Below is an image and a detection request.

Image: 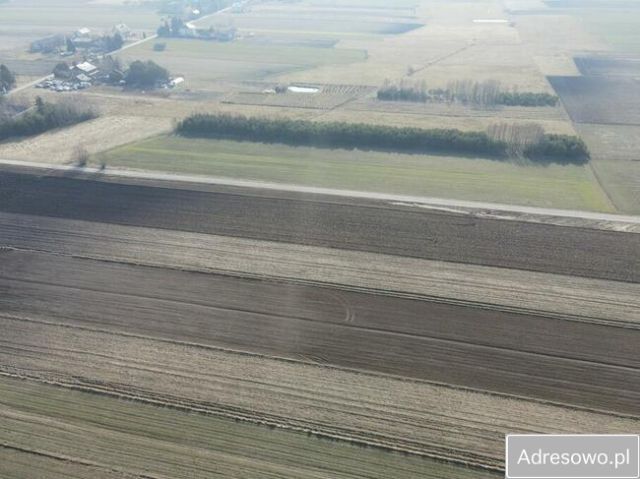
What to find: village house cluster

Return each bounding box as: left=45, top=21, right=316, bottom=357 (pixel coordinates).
left=30, top=25, right=134, bottom=56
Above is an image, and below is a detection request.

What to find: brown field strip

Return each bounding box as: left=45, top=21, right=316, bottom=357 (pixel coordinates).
left=0, top=376, right=471, bottom=479
left=1, top=249, right=639, bottom=414
left=0, top=321, right=637, bottom=471
left=1, top=212, right=638, bottom=325
left=0, top=169, right=638, bottom=282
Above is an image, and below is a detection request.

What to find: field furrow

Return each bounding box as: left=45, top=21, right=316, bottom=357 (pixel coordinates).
left=0, top=319, right=637, bottom=470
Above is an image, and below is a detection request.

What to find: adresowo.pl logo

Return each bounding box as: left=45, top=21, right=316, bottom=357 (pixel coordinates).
left=506, top=435, right=640, bottom=479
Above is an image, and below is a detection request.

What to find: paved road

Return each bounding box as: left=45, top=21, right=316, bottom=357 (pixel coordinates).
left=0, top=168, right=638, bottom=282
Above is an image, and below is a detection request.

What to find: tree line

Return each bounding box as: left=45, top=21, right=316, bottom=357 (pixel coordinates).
left=124, top=60, right=170, bottom=88
left=378, top=79, right=559, bottom=107
left=0, top=64, right=16, bottom=94
left=175, top=113, right=589, bottom=164
left=0, top=97, right=97, bottom=141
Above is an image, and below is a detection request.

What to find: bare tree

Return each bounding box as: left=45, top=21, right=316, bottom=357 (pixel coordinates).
left=73, top=145, right=90, bottom=167
left=487, top=122, right=545, bottom=157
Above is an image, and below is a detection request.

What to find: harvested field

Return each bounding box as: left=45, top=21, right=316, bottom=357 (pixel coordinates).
left=532, top=55, right=581, bottom=76
left=548, top=76, right=640, bottom=125
left=1, top=212, right=639, bottom=325
left=514, top=14, right=608, bottom=55
left=222, top=91, right=358, bottom=110
left=577, top=9, right=640, bottom=54
left=0, top=169, right=635, bottom=282
left=0, top=376, right=458, bottom=479
left=0, top=58, right=59, bottom=77
left=590, top=159, right=640, bottom=214
left=3, top=1, right=638, bottom=477
left=121, top=38, right=368, bottom=66
left=317, top=107, right=576, bottom=135
left=1, top=249, right=639, bottom=414
left=0, top=116, right=173, bottom=164
left=0, top=319, right=637, bottom=471
left=197, top=11, right=423, bottom=37
left=345, top=98, right=570, bottom=122
left=116, top=38, right=368, bottom=88
left=574, top=123, right=640, bottom=212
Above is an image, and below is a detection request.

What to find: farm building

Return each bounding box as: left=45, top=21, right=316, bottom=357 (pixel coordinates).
left=72, top=62, right=99, bottom=78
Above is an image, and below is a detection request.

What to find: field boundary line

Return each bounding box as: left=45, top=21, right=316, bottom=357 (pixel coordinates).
left=0, top=372, right=502, bottom=472
left=6, top=270, right=640, bottom=372
left=7, top=259, right=640, bottom=373
left=4, top=243, right=639, bottom=330
left=2, top=313, right=638, bottom=421
left=1, top=159, right=639, bottom=226
left=0, top=443, right=158, bottom=479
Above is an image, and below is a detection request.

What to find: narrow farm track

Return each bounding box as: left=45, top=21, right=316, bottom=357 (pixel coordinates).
left=0, top=169, right=638, bottom=282
left=1, top=249, right=638, bottom=414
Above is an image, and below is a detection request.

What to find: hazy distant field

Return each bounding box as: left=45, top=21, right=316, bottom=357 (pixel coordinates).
left=570, top=9, right=640, bottom=53
left=98, top=136, right=613, bottom=211
left=0, top=1, right=158, bottom=54
left=117, top=37, right=368, bottom=86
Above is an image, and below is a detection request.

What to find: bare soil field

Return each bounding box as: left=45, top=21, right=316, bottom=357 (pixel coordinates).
left=1, top=212, right=638, bottom=325
left=1, top=249, right=638, bottom=414
left=549, top=76, right=640, bottom=124
left=574, top=54, right=640, bottom=76
left=0, top=318, right=637, bottom=471
left=0, top=376, right=459, bottom=479
left=0, top=170, right=636, bottom=282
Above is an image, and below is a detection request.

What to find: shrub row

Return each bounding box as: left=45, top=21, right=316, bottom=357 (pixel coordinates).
left=177, top=113, right=507, bottom=157
left=496, top=92, right=559, bottom=107
left=524, top=134, right=590, bottom=162
left=0, top=97, right=97, bottom=141
left=176, top=113, right=589, bottom=164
